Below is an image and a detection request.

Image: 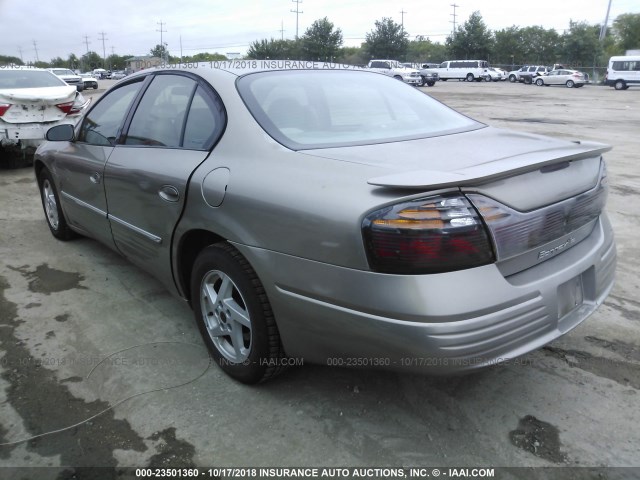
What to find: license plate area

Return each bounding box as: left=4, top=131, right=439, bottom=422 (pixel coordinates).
left=558, top=275, right=584, bottom=318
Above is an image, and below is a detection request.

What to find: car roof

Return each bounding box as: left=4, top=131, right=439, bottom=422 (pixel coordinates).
left=123, top=61, right=372, bottom=85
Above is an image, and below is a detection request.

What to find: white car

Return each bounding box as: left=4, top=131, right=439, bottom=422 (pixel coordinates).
left=482, top=67, right=508, bottom=81
left=367, top=60, right=422, bottom=86
left=79, top=73, right=99, bottom=89
left=111, top=71, right=127, bottom=80
left=534, top=69, right=588, bottom=88
left=0, top=67, right=90, bottom=167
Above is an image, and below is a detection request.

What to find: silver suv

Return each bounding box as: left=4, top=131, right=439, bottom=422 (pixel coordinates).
left=508, top=65, right=551, bottom=83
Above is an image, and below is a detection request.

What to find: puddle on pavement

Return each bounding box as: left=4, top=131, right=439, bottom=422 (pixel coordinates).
left=509, top=415, right=567, bottom=463
left=0, top=275, right=202, bottom=469
left=8, top=264, right=87, bottom=295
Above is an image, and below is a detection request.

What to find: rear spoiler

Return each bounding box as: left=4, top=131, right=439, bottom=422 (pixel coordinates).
left=367, top=140, right=611, bottom=189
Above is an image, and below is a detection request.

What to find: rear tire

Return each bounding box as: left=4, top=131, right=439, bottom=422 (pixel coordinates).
left=566, top=80, right=575, bottom=88
left=614, top=80, right=626, bottom=90
left=37, top=168, right=77, bottom=240
left=191, top=243, right=287, bottom=384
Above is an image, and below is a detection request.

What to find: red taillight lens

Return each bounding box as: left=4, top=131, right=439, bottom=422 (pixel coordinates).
left=56, top=101, right=74, bottom=114
left=363, top=194, right=495, bottom=274
left=0, top=103, right=12, bottom=117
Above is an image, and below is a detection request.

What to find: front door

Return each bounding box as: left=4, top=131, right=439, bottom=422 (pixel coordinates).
left=57, top=79, right=145, bottom=247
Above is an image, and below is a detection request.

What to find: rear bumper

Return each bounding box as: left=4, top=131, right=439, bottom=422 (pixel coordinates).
left=234, top=213, right=616, bottom=374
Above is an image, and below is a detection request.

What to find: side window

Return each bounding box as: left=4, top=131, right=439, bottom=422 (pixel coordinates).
left=125, top=75, right=196, bottom=147
left=78, top=80, right=143, bottom=146
left=183, top=86, right=223, bottom=150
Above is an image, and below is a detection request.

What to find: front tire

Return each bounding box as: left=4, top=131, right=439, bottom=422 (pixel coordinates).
left=37, top=168, right=77, bottom=240
left=191, top=243, right=286, bottom=384
left=466, top=73, right=474, bottom=82
left=509, top=75, right=517, bottom=82
left=535, top=78, right=544, bottom=86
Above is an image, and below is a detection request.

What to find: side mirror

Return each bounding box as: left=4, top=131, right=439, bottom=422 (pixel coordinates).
left=46, top=124, right=75, bottom=142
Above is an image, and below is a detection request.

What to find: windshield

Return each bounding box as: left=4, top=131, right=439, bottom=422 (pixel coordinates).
left=237, top=70, right=482, bottom=150
left=0, top=70, right=68, bottom=89
left=51, top=69, right=75, bottom=76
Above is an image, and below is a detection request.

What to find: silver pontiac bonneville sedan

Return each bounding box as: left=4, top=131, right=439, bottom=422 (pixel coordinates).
left=34, top=64, right=616, bottom=384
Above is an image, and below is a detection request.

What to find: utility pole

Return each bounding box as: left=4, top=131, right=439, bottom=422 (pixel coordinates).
left=157, top=20, right=167, bottom=62
left=290, top=0, right=303, bottom=39
left=450, top=4, right=459, bottom=39
left=180, top=35, right=183, bottom=62
left=399, top=9, right=407, bottom=34
left=599, top=0, right=613, bottom=41
left=33, top=40, right=39, bottom=63
left=18, top=46, right=23, bottom=62
left=279, top=19, right=285, bottom=41
left=83, top=35, right=91, bottom=54
left=98, top=31, right=108, bottom=68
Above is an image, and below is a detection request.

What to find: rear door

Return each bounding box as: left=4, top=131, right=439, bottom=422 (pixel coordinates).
left=103, top=72, right=225, bottom=287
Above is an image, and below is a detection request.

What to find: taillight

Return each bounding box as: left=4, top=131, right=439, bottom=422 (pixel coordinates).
left=0, top=103, right=12, bottom=117
left=362, top=194, right=495, bottom=274
left=56, top=101, right=74, bottom=114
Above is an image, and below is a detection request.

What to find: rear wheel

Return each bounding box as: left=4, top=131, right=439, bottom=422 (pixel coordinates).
left=191, top=243, right=286, bottom=384
left=427, top=82, right=435, bottom=87
left=37, top=168, right=77, bottom=240
left=566, top=80, right=575, bottom=88
left=614, top=80, right=626, bottom=90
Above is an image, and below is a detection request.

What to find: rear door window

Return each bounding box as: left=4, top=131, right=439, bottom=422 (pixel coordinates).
left=125, top=75, right=196, bottom=147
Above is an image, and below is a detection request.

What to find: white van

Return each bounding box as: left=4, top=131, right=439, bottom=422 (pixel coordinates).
left=605, top=56, right=640, bottom=90
left=427, top=60, right=489, bottom=82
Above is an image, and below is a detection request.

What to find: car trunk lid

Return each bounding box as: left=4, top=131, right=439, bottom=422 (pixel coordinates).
left=301, top=126, right=610, bottom=275
left=0, top=86, right=76, bottom=123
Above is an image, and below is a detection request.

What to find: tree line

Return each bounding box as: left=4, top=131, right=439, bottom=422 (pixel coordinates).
left=2, top=11, right=638, bottom=70
left=246, top=11, right=640, bottom=68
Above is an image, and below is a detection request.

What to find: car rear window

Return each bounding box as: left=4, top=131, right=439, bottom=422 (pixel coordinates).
left=0, top=70, right=67, bottom=89
left=237, top=70, right=482, bottom=150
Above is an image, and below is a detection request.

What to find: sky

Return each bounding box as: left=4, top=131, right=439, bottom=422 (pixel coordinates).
left=1, top=0, right=639, bottom=63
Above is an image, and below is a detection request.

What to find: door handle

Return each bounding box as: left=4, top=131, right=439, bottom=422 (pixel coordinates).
left=89, top=172, right=101, bottom=184
left=158, top=185, right=180, bottom=203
